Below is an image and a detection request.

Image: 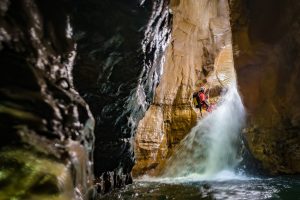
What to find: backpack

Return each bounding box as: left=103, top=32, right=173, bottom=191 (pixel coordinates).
left=193, top=92, right=200, bottom=108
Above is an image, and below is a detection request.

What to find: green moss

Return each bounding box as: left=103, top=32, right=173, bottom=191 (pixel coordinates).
left=0, top=149, right=74, bottom=200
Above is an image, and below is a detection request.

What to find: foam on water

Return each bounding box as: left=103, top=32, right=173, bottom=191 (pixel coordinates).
left=137, top=169, right=261, bottom=184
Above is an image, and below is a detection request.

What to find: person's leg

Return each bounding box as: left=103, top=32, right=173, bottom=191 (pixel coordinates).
left=199, top=104, right=203, bottom=117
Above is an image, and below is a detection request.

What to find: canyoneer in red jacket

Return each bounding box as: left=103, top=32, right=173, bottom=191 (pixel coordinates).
left=198, top=87, right=210, bottom=116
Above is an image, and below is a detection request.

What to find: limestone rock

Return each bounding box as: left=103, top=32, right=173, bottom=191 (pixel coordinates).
left=230, top=0, right=300, bottom=174
left=133, top=0, right=234, bottom=176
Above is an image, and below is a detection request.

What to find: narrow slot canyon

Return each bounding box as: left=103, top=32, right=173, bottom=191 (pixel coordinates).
left=0, top=0, right=299, bottom=200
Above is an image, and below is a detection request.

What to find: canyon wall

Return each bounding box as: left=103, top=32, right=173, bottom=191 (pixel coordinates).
left=0, top=0, right=95, bottom=199
left=2, top=2, right=299, bottom=200
left=230, top=0, right=300, bottom=174
left=72, top=0, right=171, bottom=191
left=133, top=0, right=234, bottom=176
left=0, top=0, right=173, bottom=197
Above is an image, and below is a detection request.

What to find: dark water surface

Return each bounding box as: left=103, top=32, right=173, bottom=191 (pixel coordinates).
left=100, top=176, right=300, bottom=200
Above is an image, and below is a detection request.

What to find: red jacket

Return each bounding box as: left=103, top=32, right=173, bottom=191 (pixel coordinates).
left=198, top=92, right=206, bottom=103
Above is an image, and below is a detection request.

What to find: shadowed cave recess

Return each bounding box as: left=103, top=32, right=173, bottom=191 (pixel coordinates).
left=0, top=0, right=299, bottom=199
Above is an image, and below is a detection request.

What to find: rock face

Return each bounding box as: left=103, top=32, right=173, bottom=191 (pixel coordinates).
left=0, top=0, right=95, bottom=199
left=229, top=0, right=300, bottom=174
left=72, top=0, right=171, bottom=191
left=133, top=0, right=234, bottom=176
left=3, top=1, right=299, bottom=200
left=0, top=0, right=173, bottom=197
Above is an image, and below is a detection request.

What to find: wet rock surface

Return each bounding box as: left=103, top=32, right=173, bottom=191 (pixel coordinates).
left=1, top=1, right=299, bottom=199
left=230, top=0, right=300, bottom=174
left=72, top=0, right=171, bottom=192
left=0, top=0, right=172, bottom=197
left=0, top=0, right=95, bottom=199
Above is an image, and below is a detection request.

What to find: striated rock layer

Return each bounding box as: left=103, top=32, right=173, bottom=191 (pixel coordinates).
left=133, top=0, right=234, bottom=176
left=229, top=0, right=300, bottom=174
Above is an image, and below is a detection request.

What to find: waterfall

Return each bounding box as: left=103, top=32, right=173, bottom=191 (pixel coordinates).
left=162, top=81, right=245, bottom=179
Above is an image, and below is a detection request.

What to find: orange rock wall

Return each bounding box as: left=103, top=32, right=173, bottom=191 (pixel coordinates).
left=133, top=0, right=233, bottom=176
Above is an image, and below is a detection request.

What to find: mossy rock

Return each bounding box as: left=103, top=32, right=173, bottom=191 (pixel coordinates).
left=0, top=149, right=74, bottom=200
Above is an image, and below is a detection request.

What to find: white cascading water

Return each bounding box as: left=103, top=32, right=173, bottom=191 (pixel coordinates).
left=161, top=81, right=245, bottom=180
